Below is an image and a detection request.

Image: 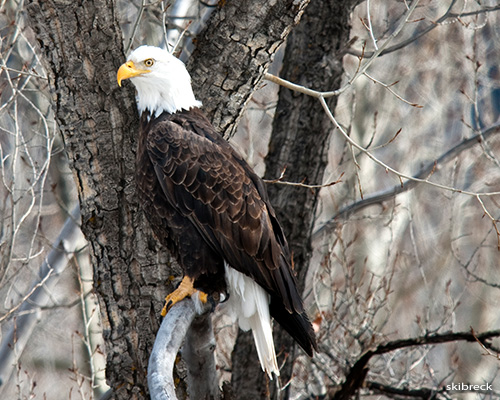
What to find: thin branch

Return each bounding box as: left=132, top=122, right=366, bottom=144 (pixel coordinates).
left=0, top=205, right=85, bottom=386
left=371, top=328, right=500, bottom=355
left=125, top=0, right=147, bottom=54
left=318, top=96, right=500, bottom=197
left=0, top=65, right=47, bottom=80
left=0, top=267, right=54, bottom=324
left=264, top=167, right=344, bottom=189
left=365, top=0, right=378, bottom=50
left=347, top=1, right=500, bottom=59
left=313, top=123, right=500, bottom=238
left=171, top=20, right=192, bottom=55
left=363, top=72, right=422, bottom=108
left=366, top=380, right=442, bottom=399
left=471, top=327, right=500, bottom=360
left=161, top=1, right=170, bottom=52
left=264, top=0, right=421, bottom=98
left=476, top=195, right=500, bottom=251
left=366, top=380, right=500, bottom=399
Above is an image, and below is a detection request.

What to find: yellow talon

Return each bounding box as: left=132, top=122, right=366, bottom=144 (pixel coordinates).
left=161, top=276, right=208, bottom=316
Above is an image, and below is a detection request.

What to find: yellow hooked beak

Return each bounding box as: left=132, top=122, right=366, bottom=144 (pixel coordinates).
left=117, top=61, right=150, bottom=87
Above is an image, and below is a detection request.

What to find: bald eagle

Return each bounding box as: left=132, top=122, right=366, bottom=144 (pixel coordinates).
left=117, top=46, right=317, bottom=377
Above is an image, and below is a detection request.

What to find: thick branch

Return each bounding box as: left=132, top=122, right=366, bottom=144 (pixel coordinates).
left=148, top=299, right=218, bottom=400
left=148, top=300, right=196, bottom=400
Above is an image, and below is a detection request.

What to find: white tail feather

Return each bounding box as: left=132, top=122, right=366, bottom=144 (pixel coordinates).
left=223, top=263, right=279, bottom=378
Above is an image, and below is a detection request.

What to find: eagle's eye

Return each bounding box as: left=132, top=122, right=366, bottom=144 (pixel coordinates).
left=144, top=58, right=155, bottom=68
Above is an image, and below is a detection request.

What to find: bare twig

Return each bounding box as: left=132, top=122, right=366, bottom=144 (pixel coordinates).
left=318, top=96, right=500, bottom=197
left=476, top=195, right=500, bottom=251
left=125, top=0, right=147, bottom=54
left=265, top=0, right=421, bottom=98
left=264, top=167, right=344, bottom=189
left=471, top=327, right=500, bottom=360
left=363, top=72, right=422, bottom=108
left=347, top=1, right=500, bottom=59
left=313, top=123, right=500, bottom=238
left=365, top=0, right=378, bottom=50
left=161, top=1, right=171, bottom=52
left=171, top=20, right=192, bottom=56
left=0, top=205, right=85, bottom=386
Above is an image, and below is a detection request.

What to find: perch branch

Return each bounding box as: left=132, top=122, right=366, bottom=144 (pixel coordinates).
left=148, top=298, right=218, bottom=400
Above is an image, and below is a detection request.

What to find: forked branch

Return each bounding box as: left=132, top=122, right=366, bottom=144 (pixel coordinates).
left=333, top=328, right=500, bottom=399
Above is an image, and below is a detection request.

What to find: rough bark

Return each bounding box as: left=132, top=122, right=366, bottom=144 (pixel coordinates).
left=24, top=0, right=311, bottom=399
left=25, top=1, right=173, bottom=398
left=187, top=0, right=309, bottom=137
left=231, top=0, right=361, bottom=398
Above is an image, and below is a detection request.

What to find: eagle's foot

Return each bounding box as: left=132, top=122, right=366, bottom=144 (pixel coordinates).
left=161, top=276, right=208, bottom=316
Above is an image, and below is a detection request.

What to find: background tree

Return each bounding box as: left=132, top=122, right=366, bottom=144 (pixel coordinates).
left=1, top=1, right=500, bottom=400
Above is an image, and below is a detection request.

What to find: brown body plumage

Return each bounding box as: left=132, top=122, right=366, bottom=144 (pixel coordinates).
left=136, top=107, right=317, bottom=356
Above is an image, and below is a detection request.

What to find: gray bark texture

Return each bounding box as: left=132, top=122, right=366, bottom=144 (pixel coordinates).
left=148, top=299, right=218, bottom=400
left=187, top=0, right=309, bottom=136
left=25, top=1, right=168, bottom=398
left=231, top=0, right=361, bottom=398
left=182, top=309, right=219, bottom=400
left=24, top=0, right=310, bottom=398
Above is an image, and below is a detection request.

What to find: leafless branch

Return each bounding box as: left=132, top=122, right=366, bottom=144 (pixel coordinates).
left=471, top=327, right=500, bottom=360
left=363, top=72, right=422, bottom=108
left=314, top=123, right=500, bottom=238
left=148, top=298, right=219, bottom=400
left=365, top=380, right=444, bottom=399
left=264, top=166, right=344, bottom=189
left=333, top=328, right=500, bottom=400
left=125, top=0, right=147, bottom=54
left=347, top=1, right=500, bottom=59
left=319, top=96, right=500, bottom=197
left=264, top=0, right=421, bottom=98
left=0, top=205, right=84, bottom=386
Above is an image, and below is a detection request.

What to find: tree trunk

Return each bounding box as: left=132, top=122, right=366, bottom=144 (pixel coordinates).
left=187, top=0, right=309, bottom=136
left=25, top=1, right=172, bottom=398
left=231, top=0, right=360, bottom=398
left=24, top=0, right=310, bottom=398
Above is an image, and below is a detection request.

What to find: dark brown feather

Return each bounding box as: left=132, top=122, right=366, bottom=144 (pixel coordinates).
left=136, top=108, right=317, bottom=355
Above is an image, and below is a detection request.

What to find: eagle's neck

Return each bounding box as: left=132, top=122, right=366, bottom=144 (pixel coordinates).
left=133, top=75, right=202, bottom=118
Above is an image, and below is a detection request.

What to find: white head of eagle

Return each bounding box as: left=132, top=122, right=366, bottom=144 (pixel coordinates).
left=117, top=45, right=202, bottom=117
